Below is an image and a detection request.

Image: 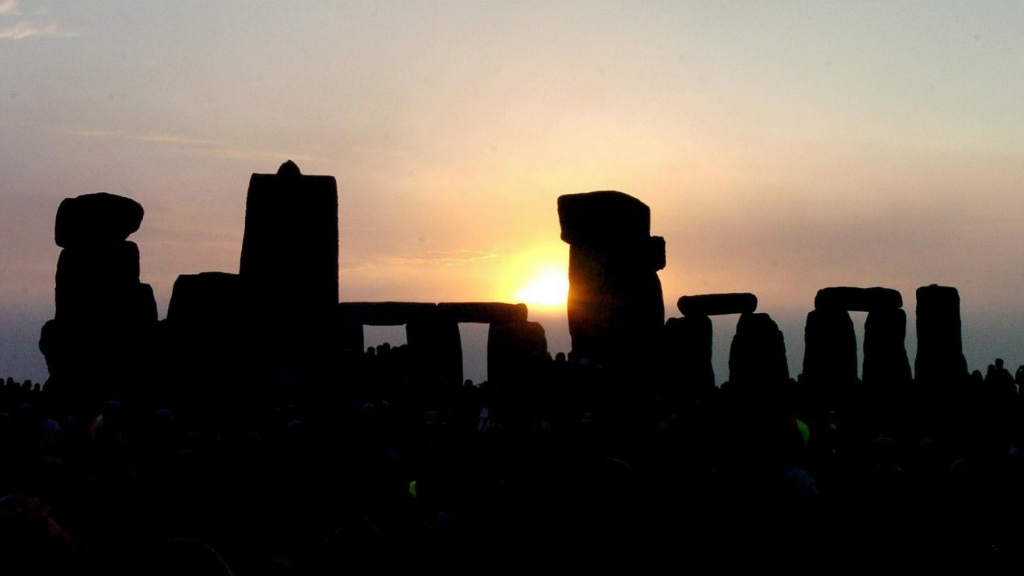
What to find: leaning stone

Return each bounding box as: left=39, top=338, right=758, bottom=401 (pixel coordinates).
left=815, top=286, right=902, bottom=311
left=55, top=193, right=144, bottom=248
left=678, top=293, right=757, bottom=317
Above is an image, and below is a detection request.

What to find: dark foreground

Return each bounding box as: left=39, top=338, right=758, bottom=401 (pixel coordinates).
left=2, top=349, right=1024, bottom=575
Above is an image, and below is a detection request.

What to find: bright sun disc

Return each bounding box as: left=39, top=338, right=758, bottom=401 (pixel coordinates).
left=516, top=271, right=569, bottom=307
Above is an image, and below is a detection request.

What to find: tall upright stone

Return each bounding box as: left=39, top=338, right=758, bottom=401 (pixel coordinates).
left=662, top=315, right=715, bottom=391
left=802, top=308, right=858, bottom=385
left=488, top=320, right=548, bottom=384
left=862, top=307, right=911, bottom=387
left=558, top=191, right=665, bottom=368
left=238, top=161, right=339, bottom=400
left=915, top=284, right=968, bottom=384
left=407, top=318, right=463, bottom=387
left=240, top=160, right=339, bottom=313
left=728, top=313, right=789, bottom=386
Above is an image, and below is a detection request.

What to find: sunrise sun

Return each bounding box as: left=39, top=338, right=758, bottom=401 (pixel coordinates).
left=515, top=267, right=569, bottom=308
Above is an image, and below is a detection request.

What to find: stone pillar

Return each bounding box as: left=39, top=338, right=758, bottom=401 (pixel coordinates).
left=662, top=315, right=715, bottom=390
left=728, top=313, right=789, bottom=385
left=488, top=320, right=548, bottom=384
left=240, top=160, right=339, bottom=313
left=238, top=161, right=340, bottom=400
left=558, top=191, right=665, bottom=368
left=863, top=307, right=911, bottom=387
left=40, top=192, right=154, bottom=400
left=802, top=308, right=857, bottom=385
left=407, top=319, right=463, bottom=387
left=915, top=284, right=968, bottom=385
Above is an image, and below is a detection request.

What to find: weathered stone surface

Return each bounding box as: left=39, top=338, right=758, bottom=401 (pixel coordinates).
left=558, top=190, right=651, bottom=246
left=55, top=193, right=144, bottom=248
left=662, top=315, right=715, bottom=389
left=437, top=302, right=528, bottom=324
left=55, top=241, right=140, bottom=287
left=862, top=307, right=911, bottom=386
left=407, top=319, right=463, bottom=385
left=678, top=293, right=757, bottom=317
left=815, top=287, right=902, bottom=312
left=728, top=313, right=789, bottom=385
left=560, top=191, right=665, bottom=367
left=802, top=308, right=858, bottom=384
left=488, top=320, right=548, bottom=383
left=239, top=161, right=339, bottom=311
left=167, top=272, right=245, bottom=325
left=337, top=302, right=438, bottom=326
left=915, top=284, right=968, bottom=384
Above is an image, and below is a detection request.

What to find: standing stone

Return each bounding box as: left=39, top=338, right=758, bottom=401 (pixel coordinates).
left=40, top=192, right=155, bottom=400
left=662, top=315, right=715, bottom=391
left=240, top=160, right=339, bottom=312
left=728, top=313, right=789, bottom=385
left=238, top=161, right=340, bottom=403
left=915, top=284, right=968, bottom=384
left=407, top=319, right=463, bottom=387
left=803, top=308, right=858, bottom=385
left=488, top=320, right=548, bottom=384
left=558, top=191, right=665, bottom=367
left=862, top=308, right=911, bottom=387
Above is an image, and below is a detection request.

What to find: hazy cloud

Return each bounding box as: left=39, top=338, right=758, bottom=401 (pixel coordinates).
left=389, top=250, right=498, bottom=266
left=0, top=0, right=21, bottom=16
left=64, top=128, right=316, bottom=164
left=0, top=20, right=80, bottom=40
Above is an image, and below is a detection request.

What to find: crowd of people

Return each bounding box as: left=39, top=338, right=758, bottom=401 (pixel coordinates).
left=2, top=347, right=1024, bottom=574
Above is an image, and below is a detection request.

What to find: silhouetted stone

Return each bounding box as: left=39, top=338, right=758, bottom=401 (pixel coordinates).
left=436, top=302, right=528, bottom=324
left=558, top=191, right=652, bottom=246
left=54, top=192, right=144, bottom=248
left=803, top=308, right=857, bottom=384
left=337, top=302, right=438, bottom=326
left=239, top=161, right=339, bottom=312
left=488, top=320, right=548, bottom=383
left=815, top=287, right=902, bottom=312
left=915, top=284, right=968, bottom=384
left=662, top=315, right=715, bottom=390
left=167, top=272, right=245, bottom=325
left=678, top=293, right=757, bottom=317
left=559, top=191, right=665, bottom=367
left=728, top=313, right=789, bottom=385
left=862, top=307, right=911, bottom=386
left=407, top=319, right=462, bottom=386
left=55, top=241, right=140, bottom=287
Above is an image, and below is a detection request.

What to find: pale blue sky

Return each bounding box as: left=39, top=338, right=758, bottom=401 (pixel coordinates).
left=2, top=1, right=1023, bottom=382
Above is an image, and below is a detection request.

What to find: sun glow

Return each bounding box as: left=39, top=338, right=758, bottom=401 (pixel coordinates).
left=515, top=267, right=569, bottom=308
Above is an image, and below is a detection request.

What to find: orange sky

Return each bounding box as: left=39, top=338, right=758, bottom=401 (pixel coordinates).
left=2, top=1, right=1024, bottom=383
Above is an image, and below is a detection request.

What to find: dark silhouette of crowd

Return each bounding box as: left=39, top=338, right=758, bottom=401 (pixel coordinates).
left=3, top=349, right=1024, bottom=575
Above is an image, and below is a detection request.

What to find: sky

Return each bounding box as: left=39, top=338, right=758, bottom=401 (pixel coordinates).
left=2, top=1, right=1023, bottom=384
